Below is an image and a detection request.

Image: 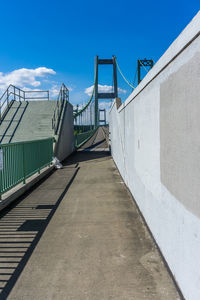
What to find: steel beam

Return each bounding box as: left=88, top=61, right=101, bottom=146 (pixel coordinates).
left=98, top=93, right=115, bottom=99
left=98, top=59, right=113, bottom=64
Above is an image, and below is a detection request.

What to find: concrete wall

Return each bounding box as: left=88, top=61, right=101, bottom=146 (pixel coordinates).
left=54, top=101, right=75, bottom=162
left=109, top=12, right=200, bottom=300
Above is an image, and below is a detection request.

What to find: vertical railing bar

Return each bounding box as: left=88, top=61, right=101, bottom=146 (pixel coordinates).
left=14, top=86, right=16, bottom=101
left=38, top=141, right=40, bottom=174
left=8, top=146, right=10, bottom=189
left=23, top=143, right=26, bottom=184
left=8, top=146, right=11, bottom=189
left=2, top=147, right=4, bottom=193
left=7, top=89, right=9, bottom=106
left=4, top=146, right=7, bottom=191
left=0, top=147, right=2, bottom=200
left=4, top=147, right=8, bottom=189
left=9, top=146, right=12, bottom=188
left=0, top=138, right=53, bottom=197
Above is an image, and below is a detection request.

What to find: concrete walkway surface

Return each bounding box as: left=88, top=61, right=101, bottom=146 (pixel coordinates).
left=0, top=149, right=181, bottom=299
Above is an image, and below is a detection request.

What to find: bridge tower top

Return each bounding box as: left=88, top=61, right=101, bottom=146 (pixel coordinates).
left=94, top=56, right=118, bottom=127
left=137, top=58, right=154, bottom=85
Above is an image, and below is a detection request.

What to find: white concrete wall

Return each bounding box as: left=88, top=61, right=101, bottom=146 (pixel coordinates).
left=54, top=102, right=75, bottom=161
left=110, top=11, right=200, bottom=300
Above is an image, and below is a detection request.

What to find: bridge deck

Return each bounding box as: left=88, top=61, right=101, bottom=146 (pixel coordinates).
left=0, top=130, right=180, bottom=299
left=80, top=126, right=109, bottom=151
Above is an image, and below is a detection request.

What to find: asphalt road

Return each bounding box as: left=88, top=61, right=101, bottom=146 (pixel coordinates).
left=0, top=131, right=181, bottom=300
left=80, top=126, right=109, bottom=151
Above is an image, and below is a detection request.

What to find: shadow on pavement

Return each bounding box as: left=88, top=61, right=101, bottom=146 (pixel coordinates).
left=0, top=165, right=78, bottom=299
left=63, top=150, right=110, bottom=165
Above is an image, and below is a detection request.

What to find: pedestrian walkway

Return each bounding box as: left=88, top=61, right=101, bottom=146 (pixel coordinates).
left=0, top=148, right=180, bottom=299
left=80, top=126, right=109, bottom=151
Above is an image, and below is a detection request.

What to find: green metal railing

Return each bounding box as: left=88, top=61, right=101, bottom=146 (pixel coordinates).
left=0, top=84, right=49, bottom=120
left=52, top=83, right=69, bottom=135
left=74, top=128, right=97, bottom=148
left=0, top=138, right=54, bottom=199
left=73, top=62, right=99, bottom=148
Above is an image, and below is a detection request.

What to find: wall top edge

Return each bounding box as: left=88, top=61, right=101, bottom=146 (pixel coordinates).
left=117, top=11, right=200, bottom=113
left=109, top=98, right=116, bottom=112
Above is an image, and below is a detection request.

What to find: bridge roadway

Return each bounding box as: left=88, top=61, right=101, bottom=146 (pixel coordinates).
left=80, top=126, right=109, bottom=151
left=0, top=127, right=180, bottom=299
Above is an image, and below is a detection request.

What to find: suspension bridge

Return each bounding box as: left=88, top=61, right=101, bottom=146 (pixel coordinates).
left=0, top=55, right=179, bottom=300
left=0, top=12, right=199, bottom=300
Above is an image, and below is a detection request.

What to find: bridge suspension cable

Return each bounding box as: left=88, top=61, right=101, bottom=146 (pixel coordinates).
left=132, top=68, right=137, bottom=91
left=116, top=59, right=136, bottom=90
left=73, top=63, right=98, bottom=148
left=73, top=88, right=94, bottom=118
left=73, top=55, right=98, bottom=119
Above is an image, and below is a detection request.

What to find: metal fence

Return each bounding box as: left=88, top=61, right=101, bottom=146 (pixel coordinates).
left=74, top=86, right=98, bottom=148
left=74, top=128, right=97, bottom=148
left=0, top=85, right=49, bottom=120
left=52, top=83, right=69, bottom=134
left=0, top=138, right=54, bottom=199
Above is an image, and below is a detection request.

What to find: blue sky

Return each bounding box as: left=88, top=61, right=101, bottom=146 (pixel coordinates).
left=0, top=0, right=199, bottom=106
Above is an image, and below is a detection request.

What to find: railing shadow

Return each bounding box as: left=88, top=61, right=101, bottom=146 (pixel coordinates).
left=0, top=166, right=78, bottom=299
left=82, top=138, right=107, bottom=149
left=63, top=150, right=110, bottom=165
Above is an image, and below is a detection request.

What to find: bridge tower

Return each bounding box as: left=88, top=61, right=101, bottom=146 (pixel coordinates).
left=94, top=56, right=118, bottom=127
left=99, top=108, right=106, bottom=125
left=137, top=58, right=154, bottom=85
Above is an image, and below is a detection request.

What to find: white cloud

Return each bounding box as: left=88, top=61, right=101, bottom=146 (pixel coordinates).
left=85, top=84, right=126, bottom=97
left=99, top=101, right=112, bottom=110
left=118, top=87, right=127, bottom=94
left=0, top=67, right=56, bottom=92
left=0, top=67, right=78, bottom=103
left=50, top=85, right=60, bottom=98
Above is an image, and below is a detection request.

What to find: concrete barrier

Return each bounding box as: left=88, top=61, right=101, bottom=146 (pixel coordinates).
left=54, top=101, right=75, bottom=161
left=110, top=11, right=200, bottom=300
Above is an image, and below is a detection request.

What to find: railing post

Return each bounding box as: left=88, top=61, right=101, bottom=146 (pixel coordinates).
left=7, top=89, right=9, bottom=106
left=0, top=170, right=2, bottom=201
left=23, top=143, right=26, bottom=184
left=48, top=139, right=51, bottom=167
left=75, top=134, right=77, bottom=148
left=14, top=86, right=16, bottom=101
left=0, top=147, right=3, bottom=201
left=38, top=141, right=41, bottom=174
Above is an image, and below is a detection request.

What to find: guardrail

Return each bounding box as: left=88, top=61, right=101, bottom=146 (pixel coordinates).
left=0, top=138, right=54, bottom=199
left=0, top=85, right=49, bottom=120
left=52, top=83, right=69, bottom=134
left=74, top=128, right=97, bottom=148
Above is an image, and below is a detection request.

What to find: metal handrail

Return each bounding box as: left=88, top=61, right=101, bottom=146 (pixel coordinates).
left=0, top=85, right=49, bottom=119
left=52, top=83, right=69, bottom=134
left=0, top=137, right=54, bottom=199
